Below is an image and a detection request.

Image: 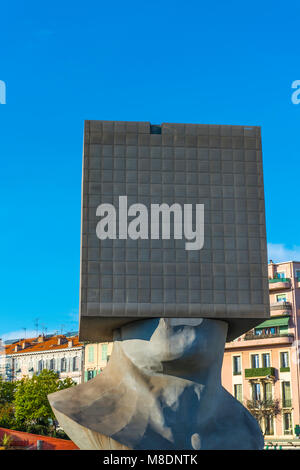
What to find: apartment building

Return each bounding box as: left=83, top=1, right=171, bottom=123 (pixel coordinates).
left=84, top=341, right=113, bottom=381
left=222, top=260, right=300, bottom=438
left=0, top=334, right=84, bottom=384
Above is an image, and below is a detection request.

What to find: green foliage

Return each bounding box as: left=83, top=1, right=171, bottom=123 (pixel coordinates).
left=1, top=433, right=13, bottom=449
left=246, top=398, right=281, bottom=435
left=14, top=370, right=74, bottom=428
left=52, top=429, right=70, bottom=440
left=0, top=378, right=17, bottom=405
left=244, top=367, right=275, bottom=378
left=0, top=403, right=16, bottom=429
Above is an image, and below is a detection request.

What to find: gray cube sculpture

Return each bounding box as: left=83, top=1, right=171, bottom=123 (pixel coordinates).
left=79, top=121, right=269, bottom=342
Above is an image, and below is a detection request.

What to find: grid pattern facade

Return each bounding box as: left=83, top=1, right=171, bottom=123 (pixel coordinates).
left=80, top=121, right=269, bottom=334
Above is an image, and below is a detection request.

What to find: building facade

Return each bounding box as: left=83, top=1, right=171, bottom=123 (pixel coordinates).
left=0, top=334, right=84, bottom=384
left=222, top=260, right=300, bottom=438
left=84, top=341, right=113, bottom=381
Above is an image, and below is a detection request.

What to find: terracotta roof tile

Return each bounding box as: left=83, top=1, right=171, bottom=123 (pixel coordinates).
left=1, top=335, right=83, bottom=356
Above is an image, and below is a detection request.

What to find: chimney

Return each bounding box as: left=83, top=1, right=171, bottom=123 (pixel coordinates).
left=37, top=335, right=44, bottom=343
left=22, top=341, right=29, bottom=349
left=68, top=339, right=73, bottom=348
left=268, top=261, right=276, bottom=280
left=14, top=344, right=21, bottom=352
left=57, top=336, right=67, bottom=345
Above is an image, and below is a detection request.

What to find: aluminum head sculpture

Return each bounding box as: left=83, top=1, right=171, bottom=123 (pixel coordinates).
left=49, top=121, right=269, bottom=449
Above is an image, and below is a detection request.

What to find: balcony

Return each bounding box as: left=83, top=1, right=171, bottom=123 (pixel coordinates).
left=270, top=301, right=292, bottom=312
left=226, top=333, right=294, bottom=350
left=244, top=332, right=293, bottom=341
left=245, top=367, right=276, bottom=379
left=269, top=278, right=291, bottom=291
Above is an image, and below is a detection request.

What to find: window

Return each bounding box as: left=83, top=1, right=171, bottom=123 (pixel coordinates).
left=296, top=269, right=300, bottom=280
left=276, top=272, right=286, bottom=279
left=252, top=383, right=261, bottom=401
left=234, top=384, right=243, bottom=403
left=282, top=382, right=291, bottom=407
left=255, top=329, right=262, bottom=336
left=281, top=352, right=289, bottom=368
left=233, top=356, right=241, bottom=375
left=49, top=359, right=55, bottom=370
left=87, top=370, right=94, bottom=381
left=277, top=294, right=287, bottom=302
left=262, top=353, right=271, bottom=368
left=38, top=360, right=43, bottom=372
left=283, top=413, right=292, bottom=435
left=73, top=356, right=79, bottom=371
left=61, top=357, right=67, bottom=372
left=88, top=346, right=94, bottom=363
left=102, top=344, right=108, bottom=361
left=264, top=382, right=272, bottom=401
left=251, top=354, right=259, bottom=368
left=264, top=416, right=274, bottom=435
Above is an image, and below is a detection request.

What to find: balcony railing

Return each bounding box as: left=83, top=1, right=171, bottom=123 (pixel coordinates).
left=244, top=332, right=294, bottom=341
left=269, top=278, right=291, bottom=283
left=282, top=399, right=292, bottom=408
left=269, top=278, right=291, bottom=291
left=270, top=302, right=292, bottom=311
left=245, top=367, right=276, bottom=379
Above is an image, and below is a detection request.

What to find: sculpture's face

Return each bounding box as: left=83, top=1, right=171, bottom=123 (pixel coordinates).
left=118, top=318, right=228, bottom=374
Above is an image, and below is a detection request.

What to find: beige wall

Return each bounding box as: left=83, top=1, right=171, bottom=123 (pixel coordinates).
left=84, top=342, right=113, bottom=381
left=222, top=343, right=298, bottom=437
left=222, top=261, right=300, bottom=438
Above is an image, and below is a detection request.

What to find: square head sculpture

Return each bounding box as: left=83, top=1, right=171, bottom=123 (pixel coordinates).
left=79, top=121, right=269, bottom=342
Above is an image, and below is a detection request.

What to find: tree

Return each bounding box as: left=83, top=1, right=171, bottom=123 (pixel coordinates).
left=14, top=370, right=74, bottom=432
left=0, top=378, right=18, bottom=429
left=0, top=378, right=17, bottom=405
left=0, top=403, right=16, bottom=429
left=246, top=398, right=281, bottom=435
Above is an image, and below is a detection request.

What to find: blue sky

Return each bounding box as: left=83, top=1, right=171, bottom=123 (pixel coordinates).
left=0, top=0, right=300, bottom=338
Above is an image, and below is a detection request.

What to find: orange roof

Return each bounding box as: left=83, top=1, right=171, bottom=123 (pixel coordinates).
left=2, top=335, right=83, bottom=356
left=0, top=427, right=79, bottom=450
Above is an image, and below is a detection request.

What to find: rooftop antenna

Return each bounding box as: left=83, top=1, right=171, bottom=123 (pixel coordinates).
left=22, top=328, right=26, bottom=339
left=34, top=318, right=39, bottom=338
left=60, top=324, right=65, bottom=335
